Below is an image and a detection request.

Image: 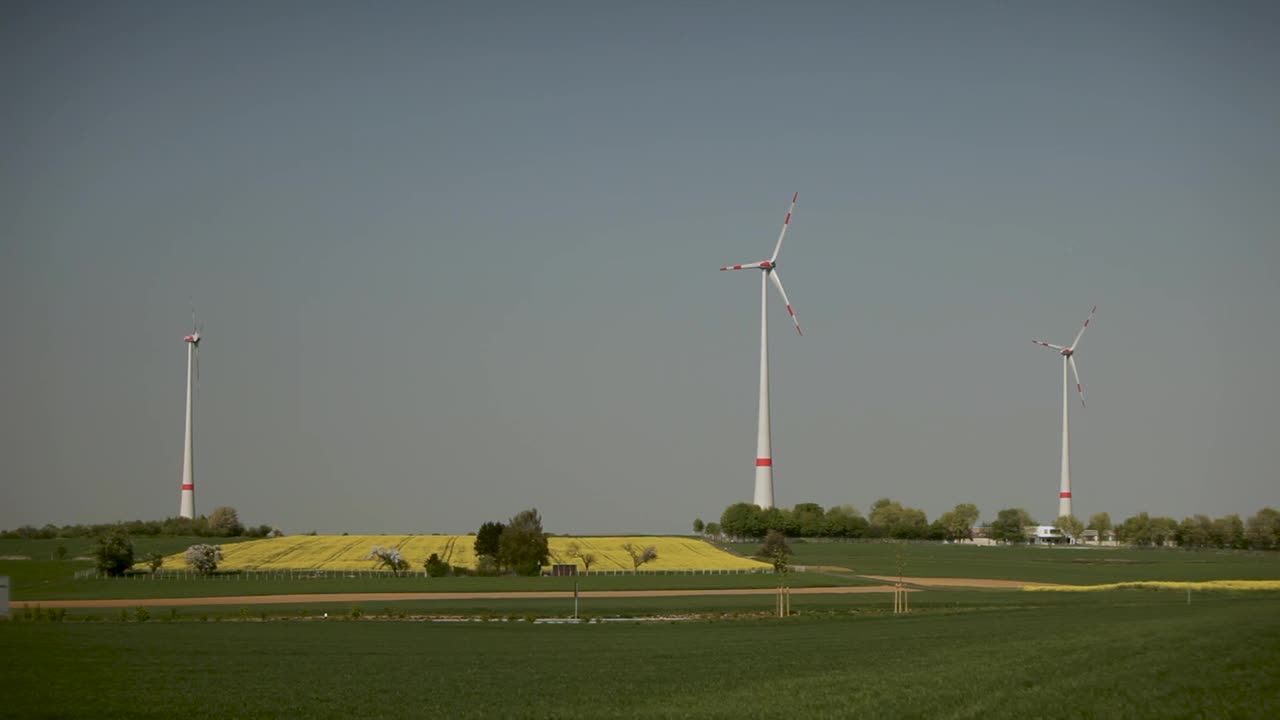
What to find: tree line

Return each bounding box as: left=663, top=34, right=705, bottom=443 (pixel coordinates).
left=698, top=500, right=1280, bottom=550
left=2, top=507, right=277, bottom=540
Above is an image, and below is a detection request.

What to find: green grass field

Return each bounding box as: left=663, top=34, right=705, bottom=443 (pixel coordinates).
left=4, top=591, right=1277, bottom=719
left=7, top=569, right=871, bottom=602
left=0, top=535, right=258, bottom=560
left=743, top=540, right=1280, bottom=584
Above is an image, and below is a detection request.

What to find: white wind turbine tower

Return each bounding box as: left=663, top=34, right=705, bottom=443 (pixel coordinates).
left=719, top=193, right=804, bottom=509
left=1033, top=305, right=1096, bottom=520
left=178, top=313, right=203, bottom=519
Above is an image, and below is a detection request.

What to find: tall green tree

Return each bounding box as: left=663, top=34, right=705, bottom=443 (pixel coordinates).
left=868, top=499, right=929, bottom=539
left=1087, top=512, right=1113, bottom=539
left=1176, top=515, right=1214, bottom=548
left=938, top=503, right=980, bottom=541
left=1246, top=507, right=1280, bottom=549
left=1117, top=512, right=1153, bottom=546
left=1055, top=514, right=1085, bottom=542
left=498, top=508, right=549, bottom=576
left=1213, top=514, right=1245, bottom=549
left=991, top=508, right=1034, bottom=543
left=474, top=521, right=505, bottom=562
left=720, top=502, right=765, bottom=539
left=93, top=528, right=134, bottom=576
left=692, top=518, right=705, bottom=534
left=821, top=505, right=866, bottom=538
left=791, top=503, right=826, bottom=537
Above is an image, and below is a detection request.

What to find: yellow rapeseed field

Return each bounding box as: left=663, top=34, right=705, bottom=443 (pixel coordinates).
left=162, top=535, right=769, bottom=572
left=1022, top=580, right=1280, bottom=592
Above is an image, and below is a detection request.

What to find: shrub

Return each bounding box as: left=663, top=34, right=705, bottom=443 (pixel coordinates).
left=185, top=544, right=223, bottom=574
left=424, top=553, right=451, bottom=577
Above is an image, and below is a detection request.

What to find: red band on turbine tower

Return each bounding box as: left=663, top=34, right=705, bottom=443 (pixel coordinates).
left=756, top=458, right=772, bottom=467
left=182, top=484, right=194, bottom=491
left=1059, top=491, right=1072, bottom=498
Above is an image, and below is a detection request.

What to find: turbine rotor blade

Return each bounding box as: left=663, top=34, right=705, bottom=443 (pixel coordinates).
left=720, top=261, right=766, bottom=271
left=768, top=271, right=803, bottom=335
left=1070, top=305, right=1097, bottom=350
left=1069, top=356, right=1085, bottom=408
left=769, top=192, right=798, bottom=263
left=1032, top=340, right=1067, bottom=351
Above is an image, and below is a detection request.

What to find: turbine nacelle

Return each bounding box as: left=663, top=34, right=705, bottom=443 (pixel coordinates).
left=184, top=333, right=201, bottom=345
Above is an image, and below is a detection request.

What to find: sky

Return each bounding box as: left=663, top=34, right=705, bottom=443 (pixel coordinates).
left=2, top=1, right=1277, bottom=535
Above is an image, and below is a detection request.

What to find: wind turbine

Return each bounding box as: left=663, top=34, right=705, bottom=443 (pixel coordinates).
left=719, top=193, right=804, bottom=509
left=178, top=312, right=202, bottom=519
left=1033, top=305, right=1095, bottom=521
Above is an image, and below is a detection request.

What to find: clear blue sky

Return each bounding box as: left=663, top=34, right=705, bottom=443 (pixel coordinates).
left=2, top=1, right=1277, bottom=534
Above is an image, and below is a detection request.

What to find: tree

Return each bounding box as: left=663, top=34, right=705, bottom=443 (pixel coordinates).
left=1117, top=512, right=1152, bottom=546
left=208, top=506, right=244, bottom=536
left=720, top=502, right=765, bottom=539
left=791, top=503, right=826, bottom=537
left=1177, top=515, right=1214, bottom=548
left=1087, top=512, right=1113, bottom=540
left=760, top=507, right=788, bottom=535
left=185, top=544, right=223, bottom=575
left=1055, top=514, right=1085, bottom=543
left=474, top=521, right=505, bottom=562
left=991, top=508, right=1034, bottom=543
left=365, top=546, right=409, bottom=576
left=704, top=522, right=721, bottom=537
left=868, top=499, right=929, bottom=539
left=938, top=503, right=980, bottom=541
left=692, top=518, right=705, bottom=534
left=498, top=508, right=550, bottom=576
left=93, top=529, right=134, bottom=576
left=821, top=505, right=867, bottom=538
left=55, top=544, right=68, bottom=561
left=758, top=530, right=792, bottom=572
left=622, top=543, right=658, bottom=572
left=423, top=553, right=450, bottom=577
left=1246, top=507, right=1280, bottom=550
left=144, top=552, right=165, bottom=574
left=1213, top=514, right=1245, bottom=549
left=565, top=542, right=596, bottom=572
left=1149, top=516, right=1179, bottom=547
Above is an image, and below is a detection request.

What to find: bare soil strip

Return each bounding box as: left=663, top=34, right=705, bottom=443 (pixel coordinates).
left=859, top=575, right=1066, bottom=588
left=22, top=585, right=902, bottom=609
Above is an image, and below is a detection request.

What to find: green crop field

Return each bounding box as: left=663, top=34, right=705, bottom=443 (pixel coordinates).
left=0, top=536, right=258, bottom=561
left=8, top=569, right=871, bottom=602
left=744, top=540, right=1280, bottom=584
left=3, top=591, right=1277, bottom=719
